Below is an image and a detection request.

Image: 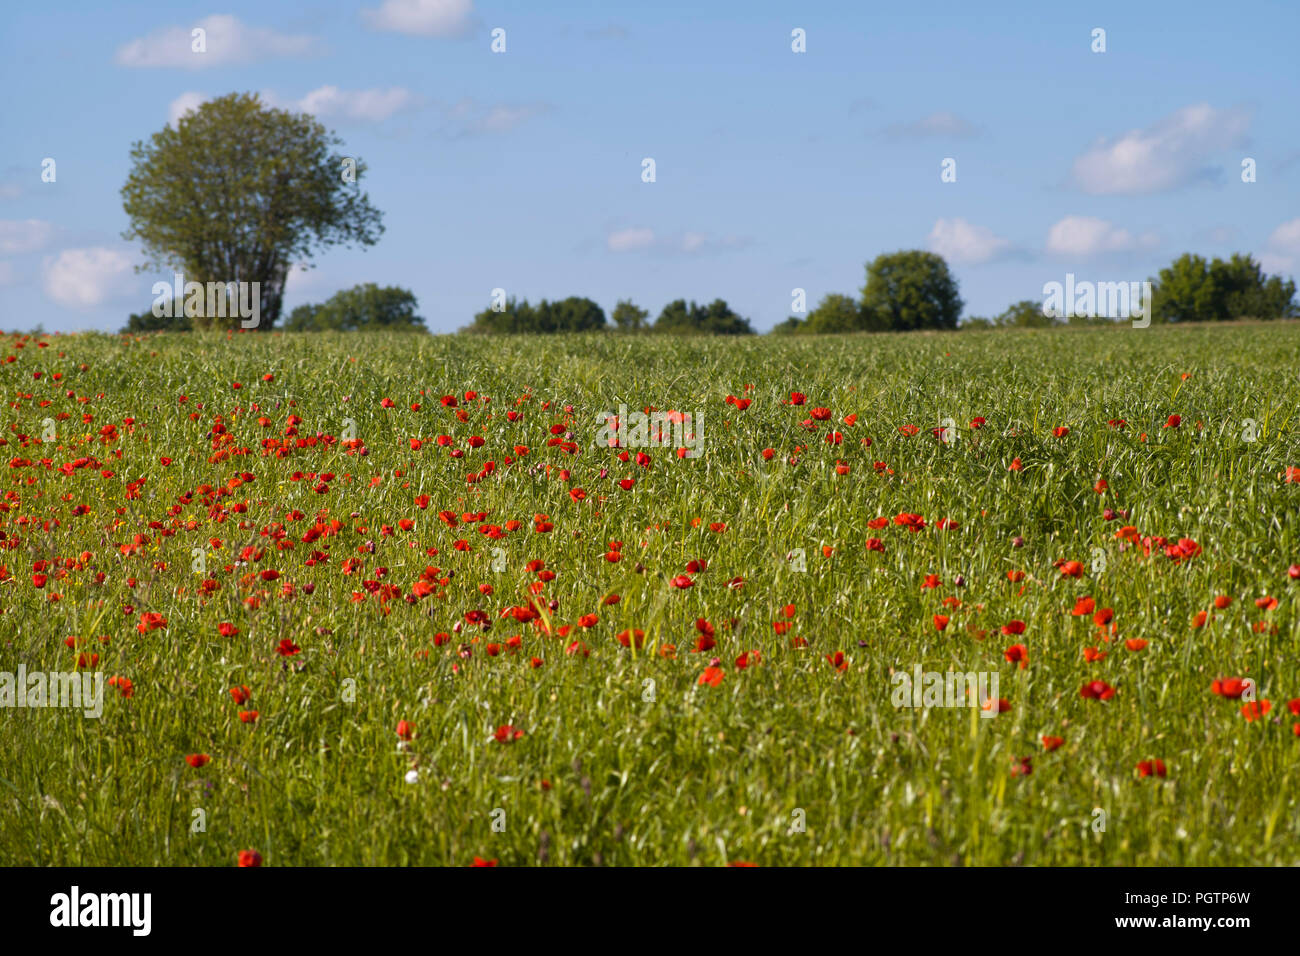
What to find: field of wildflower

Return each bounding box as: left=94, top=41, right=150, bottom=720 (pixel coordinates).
left=2, top=322, right=1299, bottom=867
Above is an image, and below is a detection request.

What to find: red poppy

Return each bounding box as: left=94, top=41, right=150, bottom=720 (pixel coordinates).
left=493, top=724, right=525, bottom=743
left=185, top=754, right=210, bottom=768
left=238, top=849, right=263, bottom=867
left=1079, top=680, right=1115, bottom=701
left=698, top=666, right=725, bottom=687
left=1137, top=759, right=1167, bottom=778
left=1004, top=644, right=1028, bottom=669
left=1241, top=700, right=1272, bottom=722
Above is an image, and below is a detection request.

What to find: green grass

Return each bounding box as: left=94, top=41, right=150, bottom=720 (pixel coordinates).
left=2, top=322, right=1299, bottom=866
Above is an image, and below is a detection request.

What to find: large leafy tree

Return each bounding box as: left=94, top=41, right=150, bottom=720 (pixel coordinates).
left=284, top=284, right=425, bottom=332
left=1150, top=253, right=1297, bottom=323
left=653, top=298, right=755, bottom=335
left=860, top=250, right=963, bottom=331
left=121, top=92, right=384, bottom=330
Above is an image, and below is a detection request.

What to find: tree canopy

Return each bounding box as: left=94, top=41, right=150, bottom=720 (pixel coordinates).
left=652, top=298, right=755, bottom=335
left=1149, top=253, right=1297, bottom=323
left=284, top=284, right=425, bottom=332
left=463, top=296, right=607, bottom=333
left=860, top=250, right=963, bottom=331
left=121, top=92, right=384, bottom=330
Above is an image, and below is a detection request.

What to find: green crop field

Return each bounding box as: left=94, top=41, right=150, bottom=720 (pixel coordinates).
left=3, top=323, right=1300, bottom=866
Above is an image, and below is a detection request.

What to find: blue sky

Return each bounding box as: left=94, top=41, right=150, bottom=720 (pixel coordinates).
left=2, top=0, right=1298, bottom=333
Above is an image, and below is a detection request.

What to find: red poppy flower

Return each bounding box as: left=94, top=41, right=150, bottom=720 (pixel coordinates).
left=1004, top=644, right=1028, bottom=669
left=238, top=849, right=263, bottom=867
left=493, top=724, right=524, bottom=743
left=698, top=666, right=725, bottom=687
left=1241, top=700, right=1272, bottom=722
left=185, top=754, right=210, bottom=768
left=616, top=628, right=646, bottom=649
left=1001, top=620, right=1026, bottom=636
left=1079, top=680, right=1115, bottom=701
left=1137, top=759, right=1167, bottom=778
left=1041, top=735, right=1064, bottom=752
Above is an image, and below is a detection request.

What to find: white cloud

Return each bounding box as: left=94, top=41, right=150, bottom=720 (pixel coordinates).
left=0, top=219, right=55, bottom=255
left=442, top=99, right=549, bottom=135
left=927, top=217, right=1012, bottom=265
left=883, top=111, right=980, bottom=140
left=607, top=228, right=656, bottom=252
left=1045, top=215, right=1158, bottom=257
left=179, top=87, right=423, bottom=126
left=361, top=0, right=473, bottom=37
left=1070, top=103, right=1251, bottom=195
left=115, top=15, right=322, bottom=69
left=42, top=247, right=136, bottom=309
left=606, top=228, right=748, bottom=255
left=1258, top=253, right=1293, bottom=275
left=1260, top=217, right=1300, bottom=275
left=1267, top=217, right=1300, bottom=254
left=293, top=86, right=423, bottom=122
left=168, top=91, right=209, bottom=126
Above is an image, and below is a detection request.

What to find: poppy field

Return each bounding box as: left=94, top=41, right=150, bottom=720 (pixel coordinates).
left=3, top=322, right=1300, bottom=867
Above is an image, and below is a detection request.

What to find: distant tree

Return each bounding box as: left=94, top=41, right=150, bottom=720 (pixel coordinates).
left=121, top=302, right=193, bottom=333
left=463, top=296, right=605, bottom=333
left=653, top=298, right=755, bottom=335
left=859, top=250, right=963, bottom=331
left=283, top=284, right=425, bottom=331
left=961, top=316, right=993, bottom=330
left=121, top=92, right=384, bottom=330
left=770, top=316, right=807, bottom=335
left=539, top=296, right=607, bottom=331
left=611, top=299, right=650, bottom=332
left=1150, top=253, right=1297, bottom=323
left=994, top=299, right=1057, bottom=328
left=802, top=293, right=868, bottom=333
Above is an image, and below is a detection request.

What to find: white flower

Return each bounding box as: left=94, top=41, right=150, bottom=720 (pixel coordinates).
left=404, top=770, right=419, bottom=784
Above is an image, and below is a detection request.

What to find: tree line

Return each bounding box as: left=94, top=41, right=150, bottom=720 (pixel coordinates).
left=116, top=93, right=1297, bottom=336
